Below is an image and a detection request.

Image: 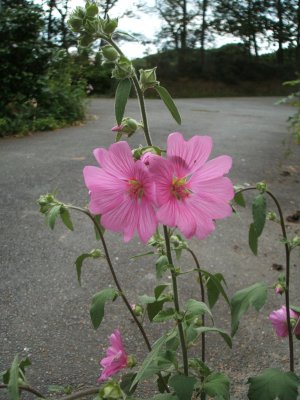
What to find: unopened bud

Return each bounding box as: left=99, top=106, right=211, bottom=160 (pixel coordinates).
left=112, top=57, right=133, bottom=80
left=100, top=380, right=122, bottom=399
left=102, top=17, right=118, bottom=35
left=256, top=181, right=267, bottom=193
left=131, top=304, right=143, bottom=316
left=68, top=16, right=83, bottom=32
left=275, top=284, right=284, bottom=295
left=85, top=2, right=98, bottom=17
left=139, top=68, right=159, bottom=91
left=127, top=355, right=136, bottom=368
left=111, top=118, right=139, bottom=136
left=102, top=45, right=119, bottom=62
left=79, top=33, right=94, bottom=47
left=267, top=211, right=277, bottom=221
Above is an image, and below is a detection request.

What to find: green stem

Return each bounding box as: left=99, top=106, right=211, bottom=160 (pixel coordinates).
left=68, top=206, right=170, bottom=391
left=106, top=38, right=153, bottom=146
left=186, top=248, right=206, bottom=400
left=0, top=384, right=45, bottom=398
left=237, top=187, right=294, bottom=372
left=163, top=226, right=189, bottom=375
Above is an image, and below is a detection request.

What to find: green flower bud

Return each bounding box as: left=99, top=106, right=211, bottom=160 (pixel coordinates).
left=131, top=303, right=143, bottom=316
left=267, top=211, right=277, bottom=221
left=79, top=33, right=94, bottom=47
left=112, top=57, right=133, bottom=80
left=85, top=2, right=98, bottom=17
left=99, top=380, right=123, bottom=399
left=102, top=17, right=118, bottom=35
left=68, top=16, right=83, bottom=32
left=256, top=181, right=267, bottom=193
left=139, top=68, right=159, bottom=91
left=102, top=45, right=119, bottom=62
left=127, top=355, right=136, bottom=368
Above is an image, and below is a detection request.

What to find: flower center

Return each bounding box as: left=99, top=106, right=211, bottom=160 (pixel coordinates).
left=171, top=176, right=192, bottom=200
left=127, top=179, right=144, bottom=199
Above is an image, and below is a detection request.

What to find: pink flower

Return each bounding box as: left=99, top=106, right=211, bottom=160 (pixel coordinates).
left=141, top=152, right=160, bottom=167
left=149, top=132, right=234, bottom=239
left=269, top=306, right=300, bottom=337
left=111, top=124, right=123, bottom=132
left=275, top=284, right=284, bottom=295
left=98, top=330, right=128, bottom=382
left=83, top=141, right=157, bottom=243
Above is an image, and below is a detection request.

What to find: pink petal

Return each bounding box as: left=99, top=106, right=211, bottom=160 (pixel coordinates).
left=156, top=198, right=179, bottom=227
left=93, top=141, right=135, bottom=179
left=195, top=218, right=215, bottom=240
left=189, top=193, right=232, bottom=220
left=167, top=132, right=213, bottom=173
left=149, top=158, right=173, bottom=207
left=174, top=201, right=197, bottom=238
left=197, top=155, right=232, bottom=181
left=191, top=176, right=234, bottom=202
left=137, top=199, right=158, bottom=243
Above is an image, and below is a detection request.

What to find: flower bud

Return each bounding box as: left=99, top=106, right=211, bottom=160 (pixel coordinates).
left=101, top=45, right=119, bottom=62
left=79, top=33, right=94, bottom=47
left=267, top=211, right=277, bottom=221
left=85, top=2, right=98, bottom=17
left=140, top=151, right=159, bottom=167
left=275, top=284, right=284, bottom=295
left=139, top=68, right=159, bottom=91
left=112, top=57, right=133, bottom=80
left=256, top=181, right=267, bottom=192
left=102, top=17, right=118, bottom=35
left=68, top=16, right=83, bottom=32
left=131, top=303, right=143, bottom=316
left=111, top=118, right=139, bottom=136
left=99, top=380, right=123, bottom=399
left=126, top=355, right=136, bottom=368
left=291, top=235, right=300, bottom=249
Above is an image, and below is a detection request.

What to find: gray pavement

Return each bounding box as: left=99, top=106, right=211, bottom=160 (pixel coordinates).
left=0, top=98, right=299, bottom=399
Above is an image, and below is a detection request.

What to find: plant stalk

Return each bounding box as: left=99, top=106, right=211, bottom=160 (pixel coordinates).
left=163, top=226, right=189, bottom=375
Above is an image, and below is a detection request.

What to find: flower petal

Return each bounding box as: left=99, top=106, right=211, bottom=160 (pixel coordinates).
left=137, top=200, right=157, bottom=243
left=167, top=132, right=213, bottom=173
left=191, top=176, right=234, bottom=202
left=174, top=201, right=197, bottom=238
left=197, top=155, right=232, bottom=181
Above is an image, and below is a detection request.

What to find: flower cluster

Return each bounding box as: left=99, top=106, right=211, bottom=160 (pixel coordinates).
left=83, top=132, right=234, bottom=243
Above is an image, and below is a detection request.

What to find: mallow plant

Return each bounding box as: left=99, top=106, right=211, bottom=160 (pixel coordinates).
left=1, top=3, right=300, bottom=400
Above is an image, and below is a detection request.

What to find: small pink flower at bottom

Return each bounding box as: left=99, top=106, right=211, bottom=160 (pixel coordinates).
left=98, top=330, right=128, bottom=382
left=149, top=132, right=234, bottom=240
left=269, top=306, right=300, bottom=337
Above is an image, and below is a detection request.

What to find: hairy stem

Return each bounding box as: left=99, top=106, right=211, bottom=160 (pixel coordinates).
left=237, top=187, right=294, bottom=371
left=163, top=226, right=189, bottom=375
left=68, top=206, right=169, bottom=391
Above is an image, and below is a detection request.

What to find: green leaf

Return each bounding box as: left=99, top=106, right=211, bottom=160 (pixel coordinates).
left=252, top=194, right=266, bottom=237
left=248, top=223, right=258, bottom=255
left=155, top=284, right=170, bottom=299
left=8, top=355, right=19, bottom=400
left=231, top=282, right=268, bottom=336
left=131, top=331, right=176, bottom=388
left=247, top=368, right=300, bottom=400
left=47, top=205, right=61, bottom=230
left=195, top=327, right=232, bottom=348
left=147, top=300, right=167, bottom=322
left=130, top=251, right=155, bottom=260
left=60, top=207, right=74, bottom=231
left=234, top=191, right=246, bottom=207
left=188, top=358, right=211, bottom=378
left=90, top=288, right=119, bottom=329
left=203, top=372, right=230, bottom=400
left=115, top=78, right=132, bottom=125
left=185, top=299, right=212, bottom=320
left=148, top=395, right=178, bottom=400
left=75, top=249, right=104, bottom=285
left=169, top=375, right=196, bottom=400
left=153, top=308, right=176, bottom=322
left=204, top=272, right=229, bottom=309
left=155, top=86, right=181, bottom=125
left=120, top=373, right=138, bottom=395
left=156, top=256, right=169, bottom=279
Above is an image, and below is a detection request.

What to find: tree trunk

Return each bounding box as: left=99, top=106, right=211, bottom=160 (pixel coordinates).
left=200, top=0, right=208, bottom=67
left=276, top=0, right=284, bottom=64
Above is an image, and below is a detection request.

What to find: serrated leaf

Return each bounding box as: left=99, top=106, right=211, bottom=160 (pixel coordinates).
left=234, top=191, right=246, bottom=207
left=156, top=256, right=169, bottom=279
left=155, top=86, right=181, bottom=124
left=75, top=249, right=103, bottom=285
left=131, top=332, right=176, bottom=388
left=8, top=355, right=19, bottom=400
left=252, top=194, right=266, bottom=237
left=47, top=205, right=61, bottom=230
left=247, top=368, right=300, bottom=400
left=60, top=207, right=74, bottom=231
left=90, top=288, right=118, bottom=329
left=203, top=372, right=230, bottom=400
left=153, top=308, right=176, bottom=322
left=249, top=223, right=258, bottom=255
left=231, top=282, right=268, bottom=336
left=115, top=78, right=131, bottom=125
left=169, top=375, right=196, bottom=400
left=195, top=327, right=232, bottom=348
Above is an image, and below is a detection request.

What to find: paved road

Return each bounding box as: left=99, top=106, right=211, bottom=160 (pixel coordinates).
left=1, top=98, right=299, bottom=399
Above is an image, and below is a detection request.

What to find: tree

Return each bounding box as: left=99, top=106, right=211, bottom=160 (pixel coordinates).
left=213, top=0, right=267, bottom=58
left=0, top=0, right=51, bottom=110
